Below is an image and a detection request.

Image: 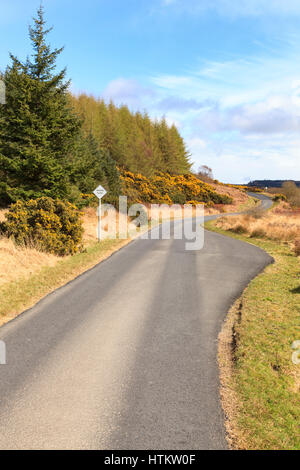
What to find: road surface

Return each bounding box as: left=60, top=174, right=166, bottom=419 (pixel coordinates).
left=247, top=192, right=273, bottom=211
left=0, top=194, right=273, bottom=449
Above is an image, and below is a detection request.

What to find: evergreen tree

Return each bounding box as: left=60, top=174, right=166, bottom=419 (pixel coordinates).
left=0, top=5, right=81, bottom=206
left=101, top=150, right=121, bottom=205
left=69, top=131, right=121, bottom=203
left=69, top=132, right=105, bottom=195
left=168, top=124, right=191, bottom=174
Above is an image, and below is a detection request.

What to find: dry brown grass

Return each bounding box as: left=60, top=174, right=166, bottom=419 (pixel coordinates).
left=215, top=202, right=300, bottom=244
left=0, top=237, right=59, bottom=288
left=272, top=200, right=300, bottom=215
left=0, top=209, right=7, bottom=222
left=0, top=210, right=61, bottom=288
left=82, top=207, right=100, bottom=243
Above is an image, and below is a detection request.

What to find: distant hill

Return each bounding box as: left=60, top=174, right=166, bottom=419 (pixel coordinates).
left=247, top=180, right=300, bottom=189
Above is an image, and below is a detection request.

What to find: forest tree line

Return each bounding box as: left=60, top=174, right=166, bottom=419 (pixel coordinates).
left=70, top=94, right=191, bottom=177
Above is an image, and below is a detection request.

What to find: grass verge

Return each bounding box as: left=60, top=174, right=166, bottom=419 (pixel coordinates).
left=205, top=220, right=300, bottom=450
left=0, top=237, right=133, bottom=327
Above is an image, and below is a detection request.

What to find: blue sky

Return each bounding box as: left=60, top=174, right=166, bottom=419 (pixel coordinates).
left=1, top=1, right=300, bottom=182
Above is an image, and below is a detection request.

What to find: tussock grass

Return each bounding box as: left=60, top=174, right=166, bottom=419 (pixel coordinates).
left=206, top=219, right=300, bottom=450
left=0, top=238, right=59, bottom=287
left=215, top=202, right=300, bottom=244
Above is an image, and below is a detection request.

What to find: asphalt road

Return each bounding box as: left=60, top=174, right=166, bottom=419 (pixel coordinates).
left=247, top=192, right=273, bottom=211
left=0, top=194, right=273, bottom=450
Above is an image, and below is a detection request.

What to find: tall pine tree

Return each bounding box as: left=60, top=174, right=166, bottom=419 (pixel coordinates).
left=0, top=5, right=81, bottom=205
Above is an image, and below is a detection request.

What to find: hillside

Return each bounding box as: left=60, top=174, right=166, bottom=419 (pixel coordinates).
left=247, top=180, right=300, bottom=189
left=120, top=170, right=233, bottom=206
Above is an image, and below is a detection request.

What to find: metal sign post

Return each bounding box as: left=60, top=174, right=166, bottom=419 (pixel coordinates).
left=93, top=185, right=107, bottom=241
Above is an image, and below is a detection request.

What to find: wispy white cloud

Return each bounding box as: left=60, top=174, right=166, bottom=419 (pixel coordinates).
left=157, top=96, right=214, bottom=112
left=152, top=35, right=300, bottom=107
left=201, top=96, right=300, bottom=135
left=188, top=133, right=300, bottom=183
left=102, top=78, right=155, bottom=108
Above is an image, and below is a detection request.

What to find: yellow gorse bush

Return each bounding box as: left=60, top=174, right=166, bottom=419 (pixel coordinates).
left=0, top=197, right=84, bottom=256
left=120, top=170, right=233, bottom=206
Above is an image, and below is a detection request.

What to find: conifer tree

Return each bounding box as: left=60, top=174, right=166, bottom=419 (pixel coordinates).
left=168, top=124, right=191, bottom=174
left=69, top=131, right=121, bottom=203
left=0, top=5, right=81, bottom=205
left=69, top=132, right=105, bottom=196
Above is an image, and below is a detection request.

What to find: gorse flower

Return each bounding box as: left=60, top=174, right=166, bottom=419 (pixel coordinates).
left=0, top=197, right=83, bottom=256
left=120, top=170, right=233, bottom=206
